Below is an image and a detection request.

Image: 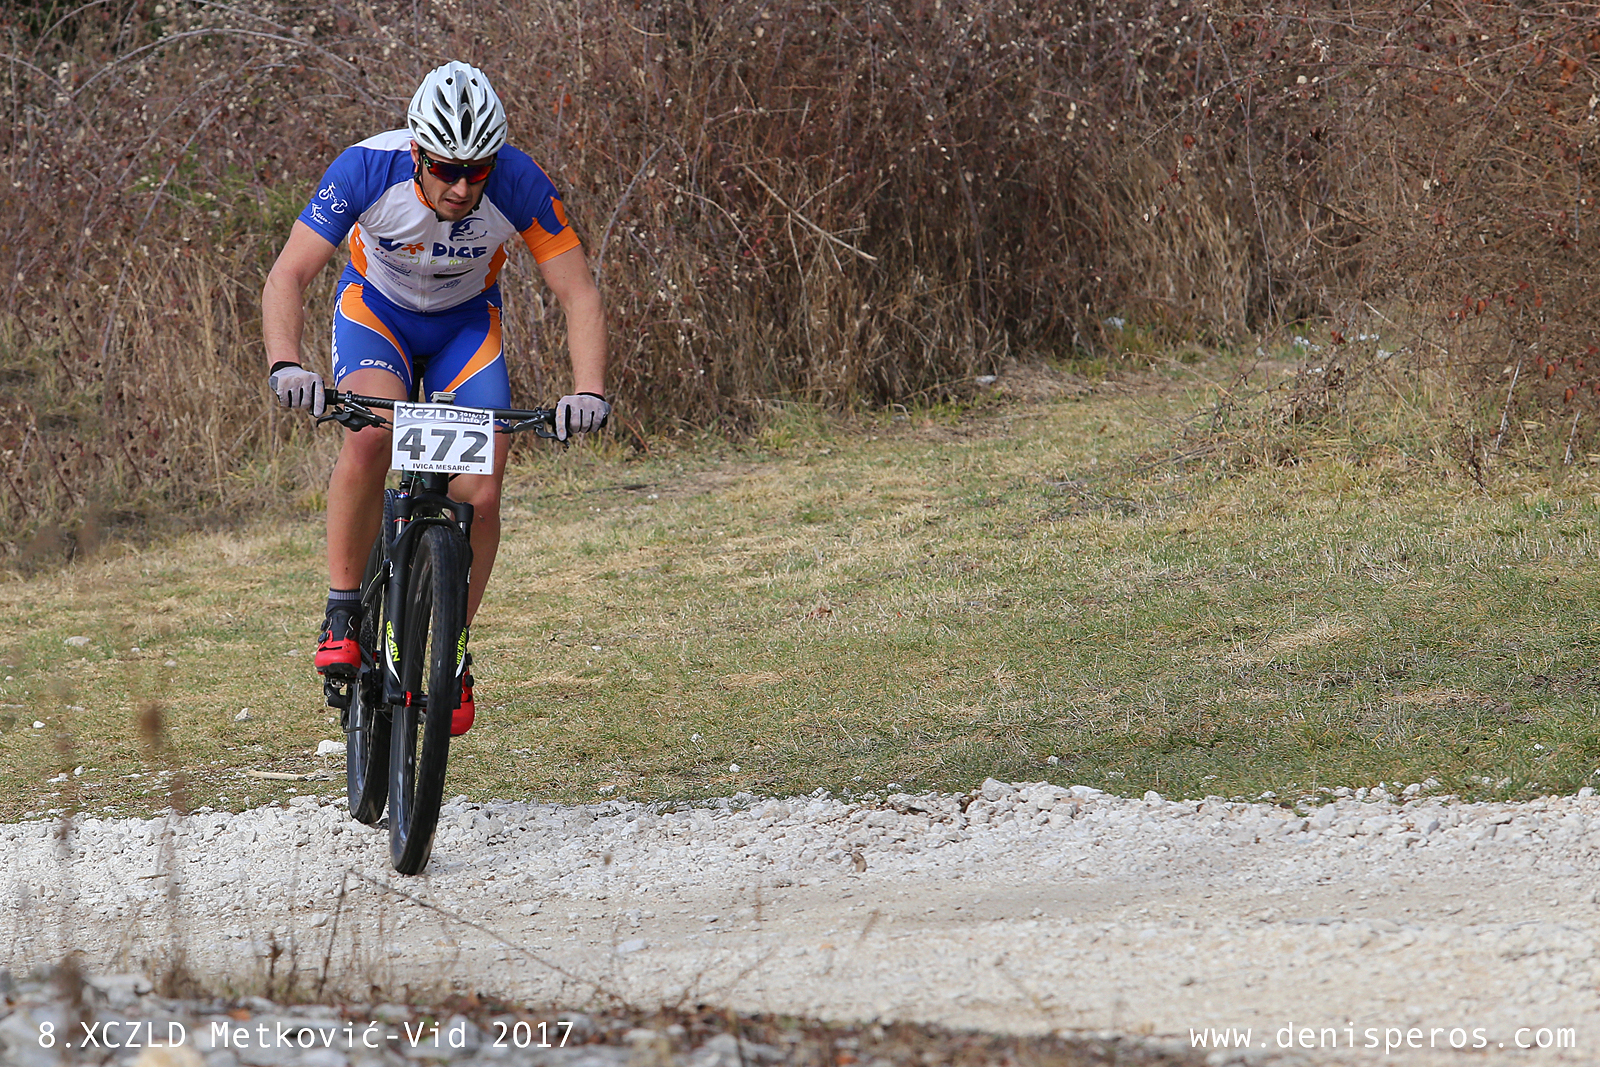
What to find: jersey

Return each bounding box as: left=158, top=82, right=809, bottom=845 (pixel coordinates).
left=296, top=129, right=581, bottom=314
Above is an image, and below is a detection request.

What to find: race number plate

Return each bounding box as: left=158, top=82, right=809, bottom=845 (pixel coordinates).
left=391, top=404, right=495, bottom=475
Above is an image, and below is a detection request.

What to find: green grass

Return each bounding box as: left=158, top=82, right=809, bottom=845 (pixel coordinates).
left=5, top=361, right=1600, bottom=820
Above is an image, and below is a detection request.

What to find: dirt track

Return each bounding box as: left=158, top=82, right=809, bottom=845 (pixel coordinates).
left=4, top=780, right=1598, bottom=1065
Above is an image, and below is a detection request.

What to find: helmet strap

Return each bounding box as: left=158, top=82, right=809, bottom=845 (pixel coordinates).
left=412, top=157, right=450, bottom=222
left=412, top=157, right=435, bottom=207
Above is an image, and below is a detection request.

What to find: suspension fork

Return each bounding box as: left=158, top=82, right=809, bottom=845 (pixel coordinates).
left=380, top=474, right=475, bottom=707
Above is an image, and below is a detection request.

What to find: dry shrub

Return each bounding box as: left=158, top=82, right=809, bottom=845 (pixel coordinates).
left=4, top=0, right=1600, bottom=551
left=3, top=0, right=1127, bottom=549
left=0, top=0, right=367, bottom=551
left=1172, top=1, right=1600, bottom=469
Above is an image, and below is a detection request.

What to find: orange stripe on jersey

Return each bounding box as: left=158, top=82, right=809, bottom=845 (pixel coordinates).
left=339, top=284, right=406, bottom=359
left=444, top=305, right=503, bottom=393
left=482, top=245, right=508, bottom=291
left=521, top=199, right=581, bottom=264
left=350, top=223, right=369, bottom=276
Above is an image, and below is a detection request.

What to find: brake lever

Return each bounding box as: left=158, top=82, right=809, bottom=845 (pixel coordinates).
left=508, top=418, right=564, bottom=445
left=317, top=404, right=388, bottom=431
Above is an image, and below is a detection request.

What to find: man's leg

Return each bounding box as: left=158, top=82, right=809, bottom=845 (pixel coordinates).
left=318, top=281, right=415, bottom=676
left=326, top=367, right=408, bottom=590
left=418, top=297, right=509, bottom=734
left=448, top=432, right=513, bottom=625
left=425, top=300, right=512, bottom=626
left=435, top=435, right=509, bottom=736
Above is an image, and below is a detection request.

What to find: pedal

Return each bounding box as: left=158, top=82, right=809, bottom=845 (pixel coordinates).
left=324, top=676, right=352, bottom=711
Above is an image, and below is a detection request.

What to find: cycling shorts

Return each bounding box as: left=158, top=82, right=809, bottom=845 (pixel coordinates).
left=330, top=280, right=510, bottom=409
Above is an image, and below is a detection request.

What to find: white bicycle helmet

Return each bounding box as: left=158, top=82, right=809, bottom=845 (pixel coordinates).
left=407, top=61, right=507, bottom=161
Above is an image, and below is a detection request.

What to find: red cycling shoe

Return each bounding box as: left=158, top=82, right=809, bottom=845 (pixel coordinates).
left=315, top=607, right=361, bottom=677
left=450, top=647, right=475, bottom=736
left=451, top=668, right=475, bottom=736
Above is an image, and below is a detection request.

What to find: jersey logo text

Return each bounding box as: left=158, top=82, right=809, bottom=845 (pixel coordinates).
left=378, top=238, right=427, bottom=256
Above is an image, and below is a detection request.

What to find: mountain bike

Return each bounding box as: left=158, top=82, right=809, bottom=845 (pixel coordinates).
left=318, top=388, right=559, bottom=874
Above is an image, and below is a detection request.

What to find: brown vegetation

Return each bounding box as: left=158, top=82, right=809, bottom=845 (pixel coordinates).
left=1, top=0, right=1598, bottom=552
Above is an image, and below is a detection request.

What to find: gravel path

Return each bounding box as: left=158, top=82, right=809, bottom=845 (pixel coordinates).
left=4, top=779, right=1599, bottom=1065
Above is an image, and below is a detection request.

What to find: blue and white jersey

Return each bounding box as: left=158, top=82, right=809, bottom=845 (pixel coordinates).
left=296, top=129, right=581, bottom=313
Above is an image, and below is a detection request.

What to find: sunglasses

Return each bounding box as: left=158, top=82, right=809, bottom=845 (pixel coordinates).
left=420, top=151, right=496, bottom=185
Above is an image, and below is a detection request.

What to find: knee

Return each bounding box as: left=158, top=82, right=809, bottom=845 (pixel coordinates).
left=470, top=490, right=503, bottom=523
left=453, top=479, right=502, bottom=523
left=341, top=426, right=392, bottom=468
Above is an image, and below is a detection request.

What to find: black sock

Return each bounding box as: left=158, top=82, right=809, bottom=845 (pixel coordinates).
left=326, top=588, right=360, bottom=617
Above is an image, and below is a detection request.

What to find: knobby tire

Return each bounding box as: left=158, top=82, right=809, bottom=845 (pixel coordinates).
left=388, top=521, right=467, bottom=874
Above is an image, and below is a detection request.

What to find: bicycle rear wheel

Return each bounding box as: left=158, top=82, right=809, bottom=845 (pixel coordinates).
left=388, top=521, right=468, bottom=874
left=345, top=519, right=391, bottom=825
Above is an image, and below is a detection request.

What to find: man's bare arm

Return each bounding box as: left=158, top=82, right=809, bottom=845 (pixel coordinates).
left=263, top=220, right=339, bottom=369
left=537, top=245, right=607, bottom=396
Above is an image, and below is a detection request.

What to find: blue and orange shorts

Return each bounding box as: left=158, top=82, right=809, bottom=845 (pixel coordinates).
left=330, top=281, right=510, bottom=409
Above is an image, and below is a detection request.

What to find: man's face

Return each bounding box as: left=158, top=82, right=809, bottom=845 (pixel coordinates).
left=410, top=143, right=496, bottom=222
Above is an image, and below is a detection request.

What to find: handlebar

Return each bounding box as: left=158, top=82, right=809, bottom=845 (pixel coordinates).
left=317, top=388, right=560, bottom=439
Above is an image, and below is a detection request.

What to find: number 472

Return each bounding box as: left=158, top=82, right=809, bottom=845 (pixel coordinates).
left=395, top=426, right=489, bottom=464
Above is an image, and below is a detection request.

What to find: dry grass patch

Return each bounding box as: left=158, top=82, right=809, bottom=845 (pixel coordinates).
left=718, top=673, right=787, bottom=689
left=6, top=364, right=1600, bottom=818
left=1226, top=619, right=1372, bottom=668
left=1399, top=689, right=1504, bottom=710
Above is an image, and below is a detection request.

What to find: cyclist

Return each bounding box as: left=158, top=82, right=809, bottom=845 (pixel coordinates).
left=262, top=60, right=609, bottom=736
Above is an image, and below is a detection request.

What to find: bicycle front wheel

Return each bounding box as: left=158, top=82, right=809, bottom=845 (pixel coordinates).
left=388, top=521, right=468, bottom=874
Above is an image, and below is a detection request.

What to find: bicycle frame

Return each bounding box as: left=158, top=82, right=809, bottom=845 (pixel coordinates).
left=318, top=388, right=558, bottom=715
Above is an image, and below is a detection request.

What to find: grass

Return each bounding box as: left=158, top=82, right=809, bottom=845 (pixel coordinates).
left=4, top=358, right=1600, bottom=821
